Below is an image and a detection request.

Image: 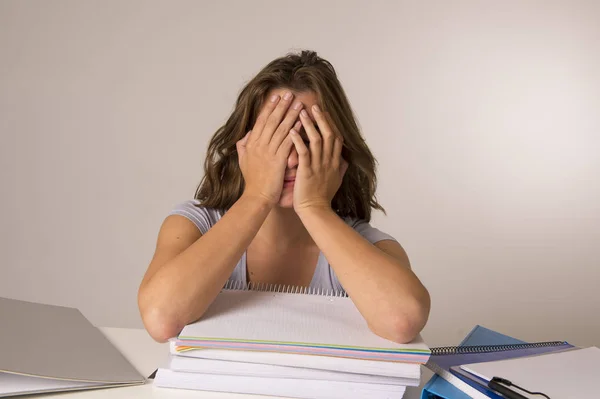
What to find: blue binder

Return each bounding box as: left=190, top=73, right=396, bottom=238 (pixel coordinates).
left=420, top=326, right=525, bottom=399
left=421, top=325, right=573, bottom=398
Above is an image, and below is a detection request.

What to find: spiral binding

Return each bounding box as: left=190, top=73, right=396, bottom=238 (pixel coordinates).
left=222, top=280, right=348, bottom=297
left=430, top=340, right=568, bottom=356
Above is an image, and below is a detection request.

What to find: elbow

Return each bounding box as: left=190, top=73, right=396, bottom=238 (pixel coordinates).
left=380, top=314, right=425, bottom=344
left=138, top=291, right=183, bottom=343
left=370, top=291, right=431, bottom=344
left=139, top=305, right=182, bottom=343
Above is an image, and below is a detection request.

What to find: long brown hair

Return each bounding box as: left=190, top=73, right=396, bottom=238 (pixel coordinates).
left=195, top=50, right=384, bottom=222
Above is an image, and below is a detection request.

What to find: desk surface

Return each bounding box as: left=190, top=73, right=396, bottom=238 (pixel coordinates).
left=39, top=327, right=430, bottom=399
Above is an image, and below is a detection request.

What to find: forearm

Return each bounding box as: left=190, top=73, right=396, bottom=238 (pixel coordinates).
left=141, top=194, right=272, bottom=334
left=298, top=208, right=430, bottom=343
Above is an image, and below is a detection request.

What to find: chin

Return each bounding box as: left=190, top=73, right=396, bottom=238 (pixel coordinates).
left=277, top=191, right=294, bottom=208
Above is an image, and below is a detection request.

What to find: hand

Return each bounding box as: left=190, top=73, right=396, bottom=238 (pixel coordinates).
left=237, top=92, right=303, bottom=205
left=290, top=104, right=348, bottom=213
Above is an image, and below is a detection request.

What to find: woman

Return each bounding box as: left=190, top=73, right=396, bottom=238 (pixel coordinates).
left=138, top=50, right=430, bottom=344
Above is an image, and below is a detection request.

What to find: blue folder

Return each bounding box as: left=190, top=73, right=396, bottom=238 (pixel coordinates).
left=420, top=325, right=572, bottom=399
left=420, top=325, right=524, bottom=399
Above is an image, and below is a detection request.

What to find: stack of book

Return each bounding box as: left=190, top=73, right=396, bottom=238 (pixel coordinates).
left=154, top=282, right=431, bottom=399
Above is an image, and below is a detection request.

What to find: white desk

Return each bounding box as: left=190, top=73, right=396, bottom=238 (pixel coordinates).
left=40, top=327, right=430, bottom=399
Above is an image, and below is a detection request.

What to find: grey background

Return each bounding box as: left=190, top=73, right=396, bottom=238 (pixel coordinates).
left=1, top=0, right=599, bottom=350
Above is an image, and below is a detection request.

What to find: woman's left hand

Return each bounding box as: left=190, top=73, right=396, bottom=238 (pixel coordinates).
left=290, top=105, right=348, bottom=214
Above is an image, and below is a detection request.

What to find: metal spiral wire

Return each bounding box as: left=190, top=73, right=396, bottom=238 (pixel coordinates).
left=222, top=280, right=348, bottom=297
left=430, top=341, right=568, bottom=356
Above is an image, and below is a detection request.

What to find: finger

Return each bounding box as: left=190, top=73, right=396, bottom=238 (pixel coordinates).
left=287, top=120, right=302, bottom=145
left=236, top=131, right=251, bottom=158
left=299, top=109, right=322, bottom=169
left=277, top=130, right=295, bottom=160
left=325, top=111, right=344, bottom=151
left=311, top=105, right=335, bottom=159
left=270, top=100, right=303, bottom=151
left=274, top=122, right=300, bottom=159
left=259, top=91, right=294, bottom=146
left=290, top=129, right=310, bottom=170
left=332, top=135, right=343, bottom=168
left=249, top=94, right=280, bottom=144
left=324, top=111, right=342, bottom=138
left=240, top=130, right=251, bottom=145
left=270, top=121, right=302, bottom=151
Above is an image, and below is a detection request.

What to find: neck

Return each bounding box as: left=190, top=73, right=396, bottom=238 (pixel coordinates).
left=254, top=207, right=314, bottom=248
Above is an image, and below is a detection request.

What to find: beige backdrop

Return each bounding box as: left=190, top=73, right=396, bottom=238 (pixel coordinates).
left=1, top=0, right=599, bottom=348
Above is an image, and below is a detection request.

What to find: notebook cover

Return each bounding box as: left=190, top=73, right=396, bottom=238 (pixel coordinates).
left=0, top=297, right=144, bottom=384
left=421, top=325, right=523, bottom=399
left=0, top=373, right=128, bottom=398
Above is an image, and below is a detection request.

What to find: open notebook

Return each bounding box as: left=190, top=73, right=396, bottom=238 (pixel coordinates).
left=459, top=346, right=600, bottom=399
left=174, top=281, right=430, bottom=362
left=0, top=297, right=145, bottom=397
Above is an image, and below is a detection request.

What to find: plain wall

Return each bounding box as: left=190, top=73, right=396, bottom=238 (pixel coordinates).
left=1, top=0, right=598, bottom=348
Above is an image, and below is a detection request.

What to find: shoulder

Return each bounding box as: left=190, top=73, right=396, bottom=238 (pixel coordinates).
left=168, top=199, right=224, bottom=234
left=342, top=216, right=397, bottom=244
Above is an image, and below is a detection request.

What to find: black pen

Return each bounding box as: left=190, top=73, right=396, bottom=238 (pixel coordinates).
left=488, top=377, right=551, bottom=399
left=488, top=377, right=528, bottom=399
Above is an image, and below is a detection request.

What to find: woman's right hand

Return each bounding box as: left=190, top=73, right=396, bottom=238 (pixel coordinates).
left=237, top=91, right=303, bottom=205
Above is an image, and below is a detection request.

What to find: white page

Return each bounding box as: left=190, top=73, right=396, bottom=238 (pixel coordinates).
left=155, top=368, right=406, bottom=399
left=169, top=355, right=418, bottom=386
left=172, top=345, right=421, bottom=378
left=460, top=347, right=600, bottom=399
left=179, top=290, right=429, bottom=352
left=0, top=371, right=102, bottom=397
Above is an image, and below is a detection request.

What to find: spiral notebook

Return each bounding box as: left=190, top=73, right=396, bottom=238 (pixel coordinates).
left=173, top=281, right=430, bottom=364
left=157, top=282, right=425, bottom=398
left=424, top=325, right=575, bottom=399
left=458, top=346, right=599, bottom=399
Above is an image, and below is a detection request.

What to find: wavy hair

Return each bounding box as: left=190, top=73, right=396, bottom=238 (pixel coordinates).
left=194, top=50, right=384, bottom=222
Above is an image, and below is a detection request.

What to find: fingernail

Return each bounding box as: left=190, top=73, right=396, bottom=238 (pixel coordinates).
left=300, top=109, right=308, bottom=118
left=270, top=94, right=279, bottom=102
left=293, top=101, right=302, bottom=110
left=290, top=129, right=298, bottom=135
left=284, top=92, right=293, bottom=100
left=312, top=104, right=321, bottom=113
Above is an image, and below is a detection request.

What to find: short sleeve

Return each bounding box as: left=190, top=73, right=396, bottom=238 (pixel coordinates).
left=349, top=219, right=397, bottom=244
left=168, top=199, right=223, bottom=234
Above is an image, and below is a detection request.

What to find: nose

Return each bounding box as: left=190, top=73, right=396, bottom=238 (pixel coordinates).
left=287, top=145, right=299, bottom=170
